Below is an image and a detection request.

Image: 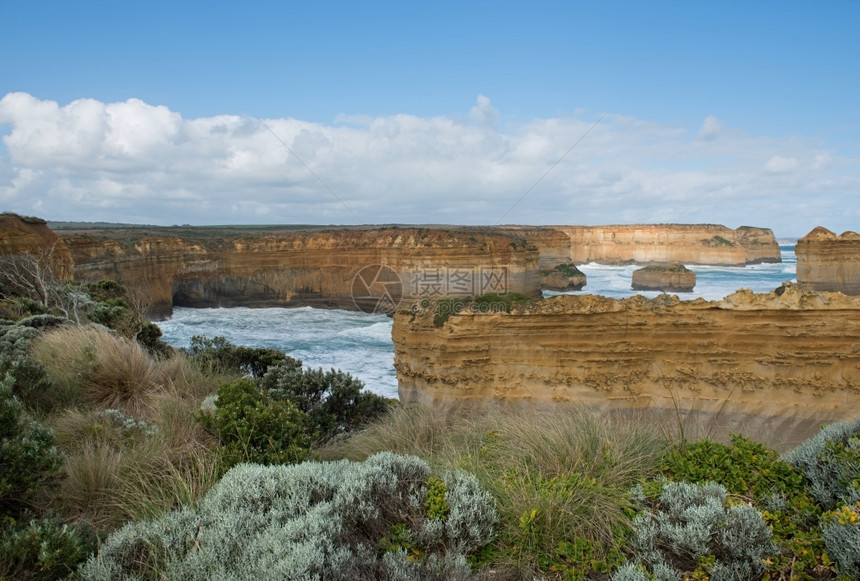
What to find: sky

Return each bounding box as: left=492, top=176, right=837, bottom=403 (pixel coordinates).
left=1, top=1, right=858, bottom=237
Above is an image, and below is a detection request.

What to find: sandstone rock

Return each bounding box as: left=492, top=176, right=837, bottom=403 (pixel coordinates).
left=539, top=263, right=586, bottom=291
left=0, top=213, right=74, bottom=281
left=796, top=226, right=860, bottom=295
left=393, top=284, right=860, bottom=445
left=631, top=262, right=695, bottom=292
left=56, top=226, right=542, bottom=319
left=556, top=224, right=780, bottom=266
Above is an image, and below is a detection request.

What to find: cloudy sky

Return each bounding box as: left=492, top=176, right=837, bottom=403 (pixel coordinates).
left=1, top=1, right=858, bottom=237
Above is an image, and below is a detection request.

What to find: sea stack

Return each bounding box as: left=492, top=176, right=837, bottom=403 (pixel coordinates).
left=631, top=262, right=695, bottom=292
left=540, top=263, right=587, bottom=291
left=796, top=226, right=860, bottom=295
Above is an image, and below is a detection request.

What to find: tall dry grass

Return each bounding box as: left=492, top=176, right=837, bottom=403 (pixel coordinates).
left=321, top=403, right=670, bottom=574
left=33, top=325, right=224, bottom=530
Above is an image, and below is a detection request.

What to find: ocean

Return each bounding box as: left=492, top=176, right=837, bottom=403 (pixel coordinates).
left=158, top=244, right=798, bottom=400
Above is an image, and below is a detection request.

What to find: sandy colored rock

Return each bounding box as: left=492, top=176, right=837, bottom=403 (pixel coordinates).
left=796, top=226, right=860, bottom=295
left=0, top=213, right=74, bottom=281
left=631, top=262, right=695, bottom=292
left=539, top=263, right=587, bottom=291
left=56, top=225, right=541, bottom=318
left=556, top=224, right=780, bottom=266
left=393, top=283, right=860, bottom=445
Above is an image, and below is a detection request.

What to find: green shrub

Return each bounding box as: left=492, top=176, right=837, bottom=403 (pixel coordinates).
left=628, top=481, right=775, bottom=581
left=0, top=376, right=63, bottom=517
left=259, top=364, right=390, bottom=442
left=198, top=377, right=311, bottom=470
left=187, top=335, right=300, bottom=378
left=0, top=513, right=97, bottom=581
left=0, top=321, right=53, bottom=406
left=81, top=452, right=497, bottom=580
left=784, top=417, right=860, bottom=510
left=662, top=434, right=834, bottom=579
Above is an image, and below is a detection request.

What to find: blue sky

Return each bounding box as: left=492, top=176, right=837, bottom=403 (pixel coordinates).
left=1, top=0, right=858, bottom=236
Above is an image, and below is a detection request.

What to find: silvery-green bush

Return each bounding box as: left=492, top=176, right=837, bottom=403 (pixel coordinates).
left=821, top=502, right=860, bottom=579
left=621, top=481, right=775, bottom=581
left=783, top=417, right=860, bottom=510
left=81, top=452, right=497, bottom=580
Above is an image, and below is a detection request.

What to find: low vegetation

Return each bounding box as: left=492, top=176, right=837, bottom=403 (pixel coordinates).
left=1, top=262, right=859, bottom=579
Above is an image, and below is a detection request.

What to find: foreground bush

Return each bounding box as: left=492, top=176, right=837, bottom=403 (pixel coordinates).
left=624, top=481, right=775, bottom=581
left=82, top=452, right=497, bottom=580
left=324, top=405, right=668, bottom=578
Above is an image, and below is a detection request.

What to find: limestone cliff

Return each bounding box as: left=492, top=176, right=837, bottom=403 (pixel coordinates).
left=393, top=283, right=860, bottom=443
left=57, top=226, right=541, bottom=318
left=0, top=213, right=74, bottom=281
left=631, top=263, right=695, bottom=292
left=796, top=226, right=860, bottom=295
left=557, top=224, right=780, bottom=266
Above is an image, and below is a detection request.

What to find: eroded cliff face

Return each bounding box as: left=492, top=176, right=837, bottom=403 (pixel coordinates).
left=393, top=283, right=860, bottom=443
left=557, top=224, right=780, bottom=266
left=0, top=213, right=74, bottom=280
left=58, top=227, right=541, bottom=318
left=796, top=226, right=860, bottom=295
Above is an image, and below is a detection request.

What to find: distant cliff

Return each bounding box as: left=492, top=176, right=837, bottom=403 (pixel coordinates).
left=796, top=226, right=860, bottom=295
left=0, top=213, right=74, bottom=280
left=555, top=224, right=780, bottom=266
left=57, top=226, right=541, bottom=318
left=393, top=283, right=860, bottom=443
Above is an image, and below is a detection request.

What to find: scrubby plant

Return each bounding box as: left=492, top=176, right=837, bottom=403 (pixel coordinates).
left=0, top=376, right=63, bottom=517
left=662, top=434, right=836, bottom=579
left=198, top=377, right=312, bottom=470
left=323, top=404, right=668, bottom=578
left=0, top=512, right=98, bottom=581
left=81, top=452, right=497, bottom=580
left=784, top=417, right=860, bottom=510
left=259, top=364, right=391, bottom=441
left=627, top=480, right=776, bottom=581
left=821, top=501, right=860, bottom=578
left=187, top=334, right=300, bottom=378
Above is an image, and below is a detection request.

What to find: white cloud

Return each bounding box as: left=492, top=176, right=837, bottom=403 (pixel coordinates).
left=697, top=115, right=722, bottom=141
left=0, top=92, right=856, bottom=235
left=764, top=155, right=799, bottom=174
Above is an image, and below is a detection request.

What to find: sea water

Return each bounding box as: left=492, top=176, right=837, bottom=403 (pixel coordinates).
left=158, top=244, right=797, bottom=399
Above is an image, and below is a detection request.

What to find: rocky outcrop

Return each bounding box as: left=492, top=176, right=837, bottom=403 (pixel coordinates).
left=393, top=283, right=860, bottom=444
left=57, top=226, right=541, bottom=318
left=0, top=213, right=74, bottom=281
left=540, top=263, right=587, bottom=291
left=556, top=224, right=780, bottom=266
left=796, top=226, right=860, bottom=295
left=631, top=262, right=695, bottom=292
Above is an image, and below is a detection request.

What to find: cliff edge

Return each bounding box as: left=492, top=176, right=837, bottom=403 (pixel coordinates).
left=393, top=283, right=860, bottom=443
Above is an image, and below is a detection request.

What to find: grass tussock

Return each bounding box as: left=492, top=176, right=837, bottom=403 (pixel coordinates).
left=33, top=326, right=224, bottom=530
left=50, top=405, right=220, bottom=529
left=32, top=325, right=162, bottom=417
left=320, top=403, right=670, bottom=574
left=32, top=325, right=218, bottom=418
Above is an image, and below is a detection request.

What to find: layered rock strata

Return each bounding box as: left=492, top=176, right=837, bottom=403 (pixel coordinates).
left=0, top=213, right=73, bottom=280
left=57, top=226, right=541, bottom=318
left=631, top=262, right=695, bottom=292
left=393, top=283, right=860, bottom=444
left=796, top=226, right=860, bottom=295
left=557, top=224, right=780, bottom=266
